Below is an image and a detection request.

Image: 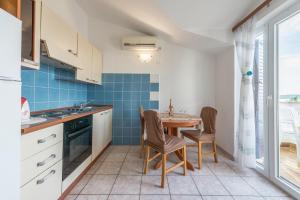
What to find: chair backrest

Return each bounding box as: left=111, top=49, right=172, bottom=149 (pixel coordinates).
left=139, top=106, right=145, bottom=134
left=200, top=107, right=217, bottom=134
left=144, top=110, right=165, bottom=146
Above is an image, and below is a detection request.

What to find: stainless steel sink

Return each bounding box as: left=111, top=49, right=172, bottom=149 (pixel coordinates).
left=31, top=106, right=96, bottom=119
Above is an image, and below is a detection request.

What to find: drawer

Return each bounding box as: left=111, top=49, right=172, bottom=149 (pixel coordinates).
left=21, top=142, right=63, bottom=186
left=21, top=124, right=63, bottom=160
left=21, top=161, right=62, bottom=200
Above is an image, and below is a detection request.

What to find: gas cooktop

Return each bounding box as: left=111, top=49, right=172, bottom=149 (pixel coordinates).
left=31, top=107, right=95, bottom=119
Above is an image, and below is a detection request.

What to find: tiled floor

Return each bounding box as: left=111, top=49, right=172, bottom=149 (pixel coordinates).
left=65, top=145, right=295, bottom=200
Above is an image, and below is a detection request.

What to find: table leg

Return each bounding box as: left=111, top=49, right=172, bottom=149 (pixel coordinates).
left=174, top=150, right=194, bottom=171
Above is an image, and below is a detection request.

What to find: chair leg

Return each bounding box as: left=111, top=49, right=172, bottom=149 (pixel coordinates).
left=198, top=142, right=202, bottom=169
left=183, top=145, right=187, bottom=176
left=213, top=141, right=218, bottom=163
left=143, top=146, right=150, bottom=174
left=161, top=154, right=167, bottom=188
left=140, top=134, right=144, bottom=158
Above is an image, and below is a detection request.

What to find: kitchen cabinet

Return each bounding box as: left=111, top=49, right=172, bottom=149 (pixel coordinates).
left=91, top=46, right=103, bottom=84
left=104, top=109, right=112, bottom=145
left=40, top=2, right=79, bottom=68
left=76, top=44, right=103, bottom=85
left=0, top=0, right=21, bottom=18
left=0, top=0, right=41, bottom=69
left=92, top=111, right=105, bottom=161
left=21, top=161, right=62, bottom=200
left=21, top=142, right=63, bottom=186
left=21, top=0, right=41, bottom=69
left=92, top=109, right=112, bottom=160
left=21, top=124, right=63, bottom=200
left=21, top=124, right=63, bottom=160
left=76, top=34, right=93, bottom=83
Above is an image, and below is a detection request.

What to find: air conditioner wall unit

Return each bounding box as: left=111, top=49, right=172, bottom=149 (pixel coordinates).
left=122, top=36, right=160, bottom=51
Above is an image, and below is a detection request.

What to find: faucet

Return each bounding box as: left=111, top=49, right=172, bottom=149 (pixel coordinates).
left=78, top=100, right=93, bottom=109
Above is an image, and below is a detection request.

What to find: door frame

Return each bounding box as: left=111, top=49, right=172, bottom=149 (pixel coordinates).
left=268, top=1, right=300, bottom=198
left=254, top=25, right=270, bottom=178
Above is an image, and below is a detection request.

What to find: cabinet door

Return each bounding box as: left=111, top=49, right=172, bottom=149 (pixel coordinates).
left=76, top=34, right=93, bottom=83
left=41, top=2, right=78, bottom=68
left=21, top=0, right=41, bottom=69
left=92, top=112, right=105, bottom=161
left=0, top=0, right=21, bottom=18
left=91, top=47, right=103, bottom=84
left=21, top=161, right=62, bottom=200
left=104, top=109, right=112, bottom=146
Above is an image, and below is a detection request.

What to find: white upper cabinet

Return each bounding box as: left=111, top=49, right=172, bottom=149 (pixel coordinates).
left=91, top=47, right=103, bottom=85
left=40, top=2, right=79, bottom=68
left=40, top=2, right=102, bottom=84
left=77, top=34, right=93, bottom=71
left=76, top=34, right=93, bottom=83
left=76, top=43, right=103, bottom=85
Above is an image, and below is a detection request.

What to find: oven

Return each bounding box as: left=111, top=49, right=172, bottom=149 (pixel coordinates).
left=63, top=115, right=92, bottom=180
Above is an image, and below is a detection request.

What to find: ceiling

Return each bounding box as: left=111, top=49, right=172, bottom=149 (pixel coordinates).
left=77, top=0, right=264, bottom=53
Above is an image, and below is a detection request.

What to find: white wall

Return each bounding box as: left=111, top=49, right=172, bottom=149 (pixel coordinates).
left=88, top=18, right=216, bottom=114
left=215, top=47, right=236, bottom=156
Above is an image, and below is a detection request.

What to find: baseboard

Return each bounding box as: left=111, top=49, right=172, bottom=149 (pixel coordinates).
left=216, top=145, right=235, bottom=161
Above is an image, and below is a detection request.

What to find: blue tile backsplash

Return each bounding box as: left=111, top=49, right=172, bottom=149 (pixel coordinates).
left=21, top=65, right=159, bottom=145
left=87, top=73, right=159, bottom=145
left=21, top=63, right=88, bottom=111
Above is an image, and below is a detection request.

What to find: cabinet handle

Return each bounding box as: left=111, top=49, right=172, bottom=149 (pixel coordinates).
left=68, top=49, right=78, bottom=56
left=37, top=134, right=56, bottom=144
left=37, top=154, right=56, bottom=167
left=36, top=170, right=56, bottom=185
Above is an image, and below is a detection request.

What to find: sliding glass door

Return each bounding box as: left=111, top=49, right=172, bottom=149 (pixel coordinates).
left=268, top=2, right=300, bottom=198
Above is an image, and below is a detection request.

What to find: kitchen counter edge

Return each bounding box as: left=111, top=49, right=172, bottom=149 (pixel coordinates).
left=21, top=105, right=113, bottom=135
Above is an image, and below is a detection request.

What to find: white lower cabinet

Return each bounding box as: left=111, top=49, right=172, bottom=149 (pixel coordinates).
left=21, top=160, right=62, bottom=200
left=21, top=124, right=63, bottom=160
left=21, top=124, right=63, bottom=200
left=92, top=109, right=113, bottom=161
left=104, top=109, right=113, bottom=145
left=92, top=111, right=105, bottom=161
left=21, top=142, right=63, bottom=186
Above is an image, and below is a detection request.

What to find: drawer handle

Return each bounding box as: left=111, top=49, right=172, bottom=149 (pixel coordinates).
left=37, top=134, right=56, bottom=144
left=36, top=170, right=56, bottom=185
left=37, top=154, right=56, bottom=167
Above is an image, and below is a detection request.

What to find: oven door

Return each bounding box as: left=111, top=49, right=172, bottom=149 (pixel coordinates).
left=63, top=125, right=92, bottom=180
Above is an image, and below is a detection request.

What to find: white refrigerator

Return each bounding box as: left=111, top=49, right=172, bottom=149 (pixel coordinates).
left=0, top=9, right=22, bottom=200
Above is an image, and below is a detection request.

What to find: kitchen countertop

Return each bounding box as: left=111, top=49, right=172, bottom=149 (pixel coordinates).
left=21, top=105, right=113, bottom=135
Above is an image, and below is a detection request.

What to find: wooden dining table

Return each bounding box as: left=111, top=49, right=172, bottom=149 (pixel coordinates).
left=154, top=112, right=202, bottom=171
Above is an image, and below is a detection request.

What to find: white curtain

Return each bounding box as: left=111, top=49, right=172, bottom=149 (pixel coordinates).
left=234, top=17, right=257, bottom=168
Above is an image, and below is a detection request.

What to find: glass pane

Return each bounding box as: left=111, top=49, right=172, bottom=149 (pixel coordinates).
left=278, top=11, right=300, bottom=187
left=254, top=33, right=265, bottom=166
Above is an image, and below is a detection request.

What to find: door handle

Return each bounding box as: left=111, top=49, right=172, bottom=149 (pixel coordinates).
left=36, top=170, right=56, bottom=185
left=37, top=154, right=56, bottom=167
left=68, top=49, right=78, bottom=56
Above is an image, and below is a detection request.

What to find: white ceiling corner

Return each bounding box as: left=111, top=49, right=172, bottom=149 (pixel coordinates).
left=76, top=0, right=264, bottom=53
